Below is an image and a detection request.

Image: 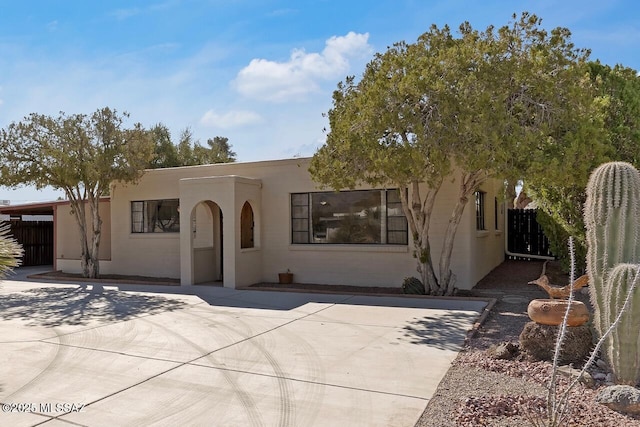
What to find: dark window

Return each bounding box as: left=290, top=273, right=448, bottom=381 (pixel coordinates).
left=386, top=189, right=408, bottom=244
left=240, top=201, right=254, bottom=248
left=475, top=191, right=486, bottom=231
left=131, top=199, right=180, bottom=233
left=494, top=197, right=499, bottom=230
left=291, top=193, right=310, bottom=244
left=291, top=189, right=407, bottom=245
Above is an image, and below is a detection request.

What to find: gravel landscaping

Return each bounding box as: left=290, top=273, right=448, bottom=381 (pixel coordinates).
left=416, top=259, right=640, bottom=427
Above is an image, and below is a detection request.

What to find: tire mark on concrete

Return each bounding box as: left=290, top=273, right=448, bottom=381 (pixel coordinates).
left=180, top=309, right=300, bottom=426
left=138, top=315, right=265, bottom=427
left=184, top=304, right=342, bottom=427
left=1, top=328, right=63, bottom=401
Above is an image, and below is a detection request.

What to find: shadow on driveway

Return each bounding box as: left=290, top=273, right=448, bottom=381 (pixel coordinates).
left=401, top=311, right=476, bottom=352
left=0, top=285, right=188, bottom=327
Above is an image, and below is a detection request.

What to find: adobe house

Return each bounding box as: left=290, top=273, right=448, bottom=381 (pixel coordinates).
left=19, top=157, right=506, bottom=289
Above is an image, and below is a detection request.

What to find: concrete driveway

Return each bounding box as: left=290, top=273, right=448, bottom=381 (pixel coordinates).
left=0, top=268, right=488, bottom=427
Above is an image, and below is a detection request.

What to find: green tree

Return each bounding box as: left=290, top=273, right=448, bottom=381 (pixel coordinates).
left=527, top=62, right=640, bottom=271
left=0, top=107, right=154, bottom=278
left=594, top=63, right=640, bottom=165
left=162, top=128, right=236, bottom=167
left=310, top=13, right=594, bottom=295
left=148, top=123, right=180, bottom=168
left=176, top=127, right=197, bottom=166
left=192, top=136, right=236, bottom=165
left=0, top=223, right=23, bottom=279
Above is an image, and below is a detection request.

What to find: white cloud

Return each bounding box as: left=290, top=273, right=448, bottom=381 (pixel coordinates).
left=46, top=21, right=59, bottom=32
left=111, top=8, right=142, bottom=20
left=110, top=1, right=176, bottom=20
left=233, top=32, right=372, bottom=102
left=267, top=8, right=297, bottom=18
left=200, top=109, right=264, bottom=130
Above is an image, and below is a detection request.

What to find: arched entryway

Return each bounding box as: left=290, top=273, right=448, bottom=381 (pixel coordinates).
left=191, top=200, right=223, bottom=284
left=179, top=175, right=262, bottom=288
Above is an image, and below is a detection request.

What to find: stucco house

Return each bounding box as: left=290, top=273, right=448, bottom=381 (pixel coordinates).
left=11, top=157, right=506, bottom=289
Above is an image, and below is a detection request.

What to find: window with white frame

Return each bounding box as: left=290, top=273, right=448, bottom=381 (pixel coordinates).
left=131, top=199, right=180, bottom=233
left=475, top=191, right=486, bottom=231
left=291, top=189, right=408, bottom=244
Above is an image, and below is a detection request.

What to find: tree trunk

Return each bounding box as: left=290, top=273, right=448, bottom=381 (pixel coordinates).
left=84, top=193, right=103, bottom=279
left=68, top=190, right=102, bottom=279
left=505, top=180, right=517, bottom=209
left=416, top=239, right=439, bottom=294
left=439, top=197, right=467, bottom=295
left=439, top=170, right=488, bottom=295
left=68, top=197, right=91, bottom=278
left=398, top=179, right=443, bottom=295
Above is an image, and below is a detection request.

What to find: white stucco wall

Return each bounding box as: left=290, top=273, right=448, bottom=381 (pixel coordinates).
left=468, top=179, right=507, bottom=286
left=69, top=158, right=506, bottom=289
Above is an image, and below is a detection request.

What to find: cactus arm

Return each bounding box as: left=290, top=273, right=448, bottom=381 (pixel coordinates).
left=585, top=162, right=640, bottom=386
left=605, top=264, right=640, bottom=385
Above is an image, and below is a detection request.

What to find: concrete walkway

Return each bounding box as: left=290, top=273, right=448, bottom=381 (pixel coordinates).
left=0, top=268, right=488, bottom=426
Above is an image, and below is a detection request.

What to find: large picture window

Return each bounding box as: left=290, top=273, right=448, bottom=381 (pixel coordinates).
left=291, top=189, right=408, bottom=245
left=131, top=199, right=180, bottom=233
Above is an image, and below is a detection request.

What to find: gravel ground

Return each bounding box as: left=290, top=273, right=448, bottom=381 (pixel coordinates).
left=416, top=259, right=640, bottom=427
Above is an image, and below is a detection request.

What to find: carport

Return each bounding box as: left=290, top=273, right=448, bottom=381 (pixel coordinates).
left=0, top=201, right=57, bottom=268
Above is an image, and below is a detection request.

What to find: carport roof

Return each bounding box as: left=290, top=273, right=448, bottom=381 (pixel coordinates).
left=0, top=197, right=111, bottom=217
left=0, top=201, right=58, bottom=216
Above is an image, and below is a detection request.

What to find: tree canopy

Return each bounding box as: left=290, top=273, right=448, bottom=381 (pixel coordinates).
left=148, top=124, right=236, bottom=168
left=0, top=107, right=154, bottom=278
left=310, top=13, right=596, bottom=294
left=527, top=62, right=640, bottom=270
left=148, top=123, right=180, bottom=168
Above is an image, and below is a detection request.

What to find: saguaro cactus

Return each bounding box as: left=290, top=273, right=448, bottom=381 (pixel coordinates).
left=605, top=264, right=640, bottom=384
left=584, top=161, right=640, bottom=385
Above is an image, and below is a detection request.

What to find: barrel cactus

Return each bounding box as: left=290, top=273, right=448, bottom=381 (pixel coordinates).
left=402, top=277, right=426, bottom=295
left=584, top=161, right=640, bottom=385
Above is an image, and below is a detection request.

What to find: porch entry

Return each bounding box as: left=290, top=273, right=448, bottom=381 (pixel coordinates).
left=192, top=201, right=223, bottom=284
left=179, top=175, right=262, bottom=288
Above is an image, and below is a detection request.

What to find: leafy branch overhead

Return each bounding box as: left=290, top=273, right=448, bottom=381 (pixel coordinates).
left=528, top=63, right=640, bottom=271
left=310, top=12, right=596, bottom=295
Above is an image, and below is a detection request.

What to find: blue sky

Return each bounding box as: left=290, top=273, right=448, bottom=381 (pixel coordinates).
left=1, top=0, right=638, bottom=203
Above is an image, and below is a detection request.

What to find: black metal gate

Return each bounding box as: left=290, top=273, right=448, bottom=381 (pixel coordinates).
left=507, top=209, right=553, bottom=259
left=9, top=221, right=54, bottom=266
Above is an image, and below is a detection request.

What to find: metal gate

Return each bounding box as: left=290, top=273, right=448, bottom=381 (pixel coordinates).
left=506, top=209, right=553, bottom=259
left=9, top=221, right=54, bottom=266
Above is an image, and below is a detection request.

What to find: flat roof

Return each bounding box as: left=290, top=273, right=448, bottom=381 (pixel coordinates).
left=0, top=198, right=109, bottom=216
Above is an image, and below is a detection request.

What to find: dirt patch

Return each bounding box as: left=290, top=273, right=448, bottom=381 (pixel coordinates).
left=247, top=282, right=404, bottom=295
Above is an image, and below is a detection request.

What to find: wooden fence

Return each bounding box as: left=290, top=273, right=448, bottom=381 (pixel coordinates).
left=8, top=221, right=54, bottom=266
